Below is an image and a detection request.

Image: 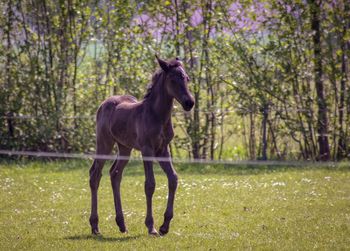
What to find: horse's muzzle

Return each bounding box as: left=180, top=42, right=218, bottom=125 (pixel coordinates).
left=183, top=99, right=195, bottom=111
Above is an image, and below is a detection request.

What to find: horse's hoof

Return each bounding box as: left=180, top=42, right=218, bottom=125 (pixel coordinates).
left=119, top=228, right=128, bottom=234
left=92, top=228, right=101, bottom=235
left=118, top=224, right=128, bottom=233
left=116, top=217, right=127, bottom=233
left=159, top=225, right=169, bottom=236
left=148, top=228, right=160, bottom=237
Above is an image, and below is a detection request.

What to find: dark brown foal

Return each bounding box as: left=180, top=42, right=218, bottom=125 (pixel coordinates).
left=89, top=55, right=194, bottom=236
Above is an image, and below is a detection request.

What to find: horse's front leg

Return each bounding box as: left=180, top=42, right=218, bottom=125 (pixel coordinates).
left=157, top=147, right=178, bottom=235
left=142, top=147, right=159, bottom=236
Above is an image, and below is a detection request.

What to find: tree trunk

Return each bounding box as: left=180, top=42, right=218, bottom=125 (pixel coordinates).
left=5, top=0, right=13, bottom=135
left=182, top=1, right=200, bottom=159
left=268, top=116, right=281, bottom=159
left=260, top=104, right=269, bottom=160
left=337, top=1, right=349, bottom=159
left=174, top=0, right=180, bottom=55
left=310, top=0, right=330, bottom=160
left=249, top=106, right=256, bottom=160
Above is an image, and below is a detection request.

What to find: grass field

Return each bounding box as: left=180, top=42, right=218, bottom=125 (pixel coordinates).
left=0, top=160, right=349, bottom=250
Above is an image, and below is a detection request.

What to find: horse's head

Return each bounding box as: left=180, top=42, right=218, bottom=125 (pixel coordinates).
left=156, top=55, right=195, bottom=111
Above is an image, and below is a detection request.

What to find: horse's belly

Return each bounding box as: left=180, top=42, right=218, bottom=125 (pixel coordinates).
left=109, top=108, right=140, bottom=150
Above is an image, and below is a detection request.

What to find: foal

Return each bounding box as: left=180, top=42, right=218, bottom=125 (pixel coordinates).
left=89, top=56, right=194, bottom=236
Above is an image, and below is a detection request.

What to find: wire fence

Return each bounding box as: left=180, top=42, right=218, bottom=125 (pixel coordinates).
left=0, top=149, right=343, bottom=167
left=0, top=108, right=346, bottom=166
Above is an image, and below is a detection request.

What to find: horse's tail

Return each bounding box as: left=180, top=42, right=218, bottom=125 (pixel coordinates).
left=95, top=97, right=122, bottom=140
left=95, top=103, right=104, bottom=122
left=94, top=97, right=120, bottom=153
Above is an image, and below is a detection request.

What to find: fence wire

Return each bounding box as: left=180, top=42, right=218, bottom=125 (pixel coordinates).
left=0, top=149, right=342, bottom=167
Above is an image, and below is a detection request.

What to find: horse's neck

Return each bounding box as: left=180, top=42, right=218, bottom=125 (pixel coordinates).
left=146, top=81, right=173, bottom=123
left=153, top=94, right=173, bottom=123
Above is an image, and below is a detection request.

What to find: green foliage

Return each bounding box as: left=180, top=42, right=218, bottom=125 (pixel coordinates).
left=0, top=0, right=349, bottom=160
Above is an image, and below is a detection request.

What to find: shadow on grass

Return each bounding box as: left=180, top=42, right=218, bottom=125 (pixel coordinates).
left=64, top=234, right=142, bottom=242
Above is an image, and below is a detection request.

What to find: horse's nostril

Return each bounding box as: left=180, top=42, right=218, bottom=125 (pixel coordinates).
left=184, top=100, right=194, bottom=110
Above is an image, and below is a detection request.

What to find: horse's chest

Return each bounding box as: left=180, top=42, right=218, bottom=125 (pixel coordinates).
left=158, top=129, right=169, bottom=144
left=149, top=126, right=173, bottom=149
left=135, top=115, right=174, bottom=151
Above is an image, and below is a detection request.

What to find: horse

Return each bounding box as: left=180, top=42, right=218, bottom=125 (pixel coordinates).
left=89, top=55, right=195, bottom=236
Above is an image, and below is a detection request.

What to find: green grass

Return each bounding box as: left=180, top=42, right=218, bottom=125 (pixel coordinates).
left=0, top=160, right=349, bottom=250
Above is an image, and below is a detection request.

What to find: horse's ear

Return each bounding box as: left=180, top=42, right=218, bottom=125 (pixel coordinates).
left=155, top=54, right=169, bottom=72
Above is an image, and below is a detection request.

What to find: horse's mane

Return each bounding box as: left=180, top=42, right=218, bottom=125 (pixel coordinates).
left=144, top=70, right=163, bottom=99
left=144, top=59, right=183, bottom=99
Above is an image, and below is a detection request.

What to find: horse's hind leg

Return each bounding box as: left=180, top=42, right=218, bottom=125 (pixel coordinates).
left=89, top=139, right=114, bottom=235
left=89, top=159, right=105, bottom=235
left=110, top=144, right=131, bottom=233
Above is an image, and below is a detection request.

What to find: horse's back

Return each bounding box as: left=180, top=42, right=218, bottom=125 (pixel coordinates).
left=96, top=95, right=136, bottom=132
left=96, top=95, right=140, bottom=149
left=97, top=95, right=137, bottom=117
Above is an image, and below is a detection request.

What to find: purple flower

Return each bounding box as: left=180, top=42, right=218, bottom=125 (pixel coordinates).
left=191, top=8, right=203, bottom=27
